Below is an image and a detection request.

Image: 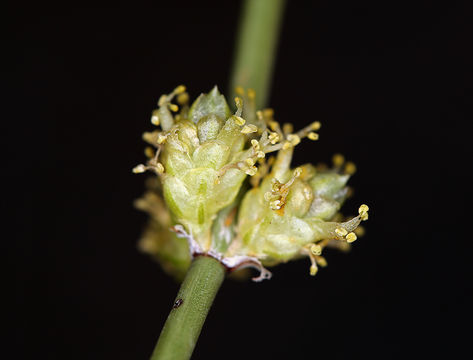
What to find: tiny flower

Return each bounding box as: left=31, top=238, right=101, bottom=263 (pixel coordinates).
left=134, top=86, right=370, bottom=280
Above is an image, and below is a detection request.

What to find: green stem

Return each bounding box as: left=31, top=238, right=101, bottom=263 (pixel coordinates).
left=230, top=0, right=286, bottom=109
left=150, top=256, right=226, bottom=360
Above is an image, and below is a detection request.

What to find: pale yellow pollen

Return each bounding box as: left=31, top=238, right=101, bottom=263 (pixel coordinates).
left=245, top=158, right=255, bottom=166
left=358, top=204, right=369, bottom=221
left=307, top=132, right=319, bottom=141
left=168, top=104, right=179, bottom=112
left=157, top=133, right=167, bottom=144
left=172, top=85, right=185, bottom=95
left=256, top=151, right=265, bottom=159
left=144, top=147, right=155, bottom=158
left=245, top=166, right=257, bottom=176
left=234, top=97, right=243, bottom=108
left=310, top=121, right=321, bottom=131
left=345, top=161, right=357, bottom=175
left=241, top=124, right=258, bottom=134
left=151, top=115, right=159, bottom=126
left=316, top=256, right=328, bottom=267
left=310, top=244, right=322, bottom=256
left=354, top=226, right=366, bottom=237
left=332, top=153, right=345, bottom=167
left=310, top=264, right=318, bottom=276
left=256, top=110, right=264, bottom=121
left=346, top=232, right=357, bottom=243
left=268, top=121, right=279, bottom=131
left=233, top=115, right=246, bottom=126
left=287, top=134, right=301, bottom=146
left=282, top=141, right=292, bottom=150
left=132, top=164, right=146, bottom=173
left=335, top=227, right=348, bottom=237
left=251, top=139, right=260, bottom=150
left=293, top=167, right=302, bottom=177
left=263, top=108, right=274, bottom=118
left=235, top=86, right=245, bottom=96
left=158, top=95, right=167, bottom=107
left=283, top=123, right=294, bottom=134
left=176, top=92, right=189, bottom=105
left=268, top=132, right=280, bottom=144
left=247, top=88, right=256, bottom=100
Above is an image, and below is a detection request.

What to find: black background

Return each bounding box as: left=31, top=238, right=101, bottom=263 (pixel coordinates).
left=12, top=0, right=472, bottom=359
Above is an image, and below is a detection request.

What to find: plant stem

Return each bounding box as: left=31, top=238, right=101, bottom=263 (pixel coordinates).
left=150, top=256, right=226, bottom=360
left=230, top=0, right=286, bottom=109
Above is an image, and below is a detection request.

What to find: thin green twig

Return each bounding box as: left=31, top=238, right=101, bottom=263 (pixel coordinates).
left=150, top=256, right=225, bottom=360
left=230, top=0, right=286, bottom=109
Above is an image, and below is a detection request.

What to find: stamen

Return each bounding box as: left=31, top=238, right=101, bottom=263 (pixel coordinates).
left=241, top=124, right=258, bottom=134
left=346, top=232, right=357, bottom=243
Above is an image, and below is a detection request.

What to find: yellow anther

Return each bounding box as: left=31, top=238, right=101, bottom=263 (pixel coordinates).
left=245, top=166, right=257, bottom=176
left=256, top=110, right=264, bottom=120
left=268, top=132, right=280, bottom=144
left=310, top=264, right=318, bottom=276
left=251, top=139, right=260, bottom=150
left=245, top=158, right=255, bottom=166
left=151, top=116, right=160, bottom=126
left=283, top=123, right=294, bottom=134
left=132, top=164, right=146, bottom=173
left=235, top=86, right=244, bottom=96
left=359, top=204, right=369, bottom=221
left=233, top=116, right=246, bottom=126
left=316, top=256, right=328, bottom=267
left=234, top=97, right=243, bottom=108
left=310, top=244, right=322, bottom=256
left=282, top=141, right=292, bottom=150
left=247, top=88, right=256, bottom=100
left=158, top=95, right=167, bottom=106
left=307, top=132, right=319, bottom=140
left=168, top=104, right=179, bottom=112
left=177, top=92, right=189, bottom=105
left=174, top=85, right=186, bottom=94
left=157, top=133, right=167, bottom=144
left=268, top=121, right=279, bottom=131
left=310, top=121, right=321, bottom=130
left=263, top=108, right=274, bottom=118
left=346, top=232, right=357, bottom=243
left=294, top=167, right=302, bottom=177
left=345, top=162, right=357, bottom=175
left=241, top=124, right=258, bottom=134
left=332, top=153, right=345, bottom=167
left=335, top=227, right=348, bottom=237
left=358, top=204, right=369, bottom=215
left=354, top=226, right=366, bottom=237
left=144, top=147, right=155, bottom=158
left=256, top=151, right=265, bottom=159
left=287, top=134, right=301, bottom=146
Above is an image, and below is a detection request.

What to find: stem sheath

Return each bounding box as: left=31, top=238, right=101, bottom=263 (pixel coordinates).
left=230, top=0, right=286, bottom=109
left=151, top=256, right=226, bottom=360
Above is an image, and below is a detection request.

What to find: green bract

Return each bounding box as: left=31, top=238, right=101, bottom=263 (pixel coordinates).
left=134, top=86, right=369, bottom=279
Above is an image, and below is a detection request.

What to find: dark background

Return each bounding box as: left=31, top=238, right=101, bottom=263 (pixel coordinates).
left=12, top=0, right=472, bottom=359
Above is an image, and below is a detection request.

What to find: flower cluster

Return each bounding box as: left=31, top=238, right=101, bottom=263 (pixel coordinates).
left=134, top=86, right=369, bottom=280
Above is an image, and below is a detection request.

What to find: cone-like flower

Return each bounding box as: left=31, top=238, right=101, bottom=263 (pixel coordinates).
left=134, top=86, right=369, bottom=280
